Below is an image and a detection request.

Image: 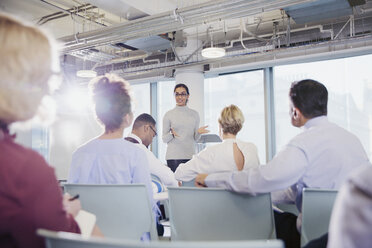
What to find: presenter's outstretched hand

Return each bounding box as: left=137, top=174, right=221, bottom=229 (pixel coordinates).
left=198, top=125, right=210, bottom=134
left=170, top=128, right=180, bottom=137
left=195, top=174, right=208, bottom=187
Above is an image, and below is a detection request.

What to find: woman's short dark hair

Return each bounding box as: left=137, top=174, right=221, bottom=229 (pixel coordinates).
left=289, top=79, right=328, bottom=119
left=174, top=83, right=189, bottom=95
left=90, top=74, right=132, bottom=132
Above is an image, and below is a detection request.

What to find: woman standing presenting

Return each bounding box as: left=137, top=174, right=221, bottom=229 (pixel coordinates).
left=162, top=83, right=209, bottom=172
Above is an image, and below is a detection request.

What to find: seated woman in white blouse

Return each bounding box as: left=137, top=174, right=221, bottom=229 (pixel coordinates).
left=174, top=104, right=260, bottom=183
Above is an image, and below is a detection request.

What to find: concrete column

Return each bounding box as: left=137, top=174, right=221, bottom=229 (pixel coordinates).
left=175, top=36, right=205, bottom=125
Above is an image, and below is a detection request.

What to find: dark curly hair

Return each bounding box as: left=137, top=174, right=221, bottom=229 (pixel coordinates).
left=90, top=74, right=132, bottom=132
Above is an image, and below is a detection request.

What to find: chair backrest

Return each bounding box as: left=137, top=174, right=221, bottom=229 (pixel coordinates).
left=275, top=203, right=299, bottom=215
left=64, top=184, right=157, bottom=240
left=180, top=179, right=195, bottom=187
left=167, top=187, right=276, bottom=241
left=301, top=188, right=338, bottom=247
left=38, top=229, right=284, bottom=248
left=38, top=229, right=126, bottom=248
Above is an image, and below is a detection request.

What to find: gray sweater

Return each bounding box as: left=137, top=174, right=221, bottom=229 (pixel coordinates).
left=162, top=105, right=201, bottom=160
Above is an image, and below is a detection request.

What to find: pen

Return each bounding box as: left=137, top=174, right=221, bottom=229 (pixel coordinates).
left=69, top=194, right=79, bottom=201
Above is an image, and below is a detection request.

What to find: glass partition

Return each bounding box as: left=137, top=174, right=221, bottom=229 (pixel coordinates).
left=274, top=54, right=372, bottom=159
left=204, top=70, right=266, bottom=163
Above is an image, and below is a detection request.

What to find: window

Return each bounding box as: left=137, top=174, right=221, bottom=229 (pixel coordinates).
left=274, top=54, right=372, bottom=159
left=123, top=83, right=151, bottom=137
left=48, top=82, right=150, bottom=179
left=157, top=81, right=175, bottom=163
left=204, top=70, right=266, bottom=163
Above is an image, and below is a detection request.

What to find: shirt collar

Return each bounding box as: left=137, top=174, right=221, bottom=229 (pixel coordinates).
left=128, top=133, right=143, bottom=145
left=304, top=115, right=328, bottom=129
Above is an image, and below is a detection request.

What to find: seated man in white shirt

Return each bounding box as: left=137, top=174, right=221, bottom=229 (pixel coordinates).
left=195, top=79, right=370, bottom=248
left=125, top=114, right=178, bottom=189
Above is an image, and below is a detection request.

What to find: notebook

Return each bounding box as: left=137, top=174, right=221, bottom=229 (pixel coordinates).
left=75, top=210, right=97, bottom=238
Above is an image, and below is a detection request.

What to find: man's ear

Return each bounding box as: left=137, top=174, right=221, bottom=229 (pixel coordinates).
left=293, top=109, right=298, bottom=119
left=292, top=106, right=303, bottom=119
left=143, top=124, right=148, bottom=133
left=293, top=107, right=305, bottom=121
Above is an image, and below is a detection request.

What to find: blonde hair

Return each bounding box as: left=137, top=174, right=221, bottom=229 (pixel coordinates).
left=218, top=104, right=245, bottom=135
left=0, top=13, right=57, bottom=124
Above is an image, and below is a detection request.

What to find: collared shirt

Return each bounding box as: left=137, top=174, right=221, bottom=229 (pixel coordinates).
left=127, top=133, right=178, bottom=187
left=175, top=138, right=260, bottom=182
left=206, top=116, right=369, bottom=210
left=68, top=137, right=157, bottom=216
left=328, top=165, right=372, bottom=248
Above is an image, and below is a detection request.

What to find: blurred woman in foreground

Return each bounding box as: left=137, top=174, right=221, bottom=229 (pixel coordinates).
left=0, top=13, right=85, bottom=248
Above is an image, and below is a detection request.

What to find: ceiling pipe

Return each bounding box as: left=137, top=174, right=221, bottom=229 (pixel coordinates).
left=59, top=0, right=319, bottom=53
left=39, top=5, right=98, bottom=25
left=241, top=18, right=271, bottom=42
left=95, top=23, right=341, bottom=75
left=170, top=41, right=183, bottom=63
left=225, top=24, right=334, bottom=49
left=111, top=35, right=372, bottom=80
left=95, top=22, right=337, bottom=73
left=39, top=0, right=106, bottom=27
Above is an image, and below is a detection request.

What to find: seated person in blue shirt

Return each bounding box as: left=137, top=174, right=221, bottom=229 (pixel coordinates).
left=195, top=79, right=370, bottom=248
left=68, top=74, right=158, bottom=238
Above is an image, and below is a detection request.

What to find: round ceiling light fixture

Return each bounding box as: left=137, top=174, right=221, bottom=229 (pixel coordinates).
left=201, top=47, right=226, bottom=59
left=76, top=70, right=97, bottom=78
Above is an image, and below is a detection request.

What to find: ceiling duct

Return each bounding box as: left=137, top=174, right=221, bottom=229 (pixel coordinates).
left=348, top=0, right=366, bottom=6
left=59, top=0, right=319, bottom=53
left=284, top=0, right=356, bottom=24
left=124, top=36, right=171, bottom=52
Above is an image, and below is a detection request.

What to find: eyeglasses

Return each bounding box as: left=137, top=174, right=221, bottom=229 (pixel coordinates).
left=149, top=125, right=157, bottom=137
left=174, top=93, right=188, bottom=97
